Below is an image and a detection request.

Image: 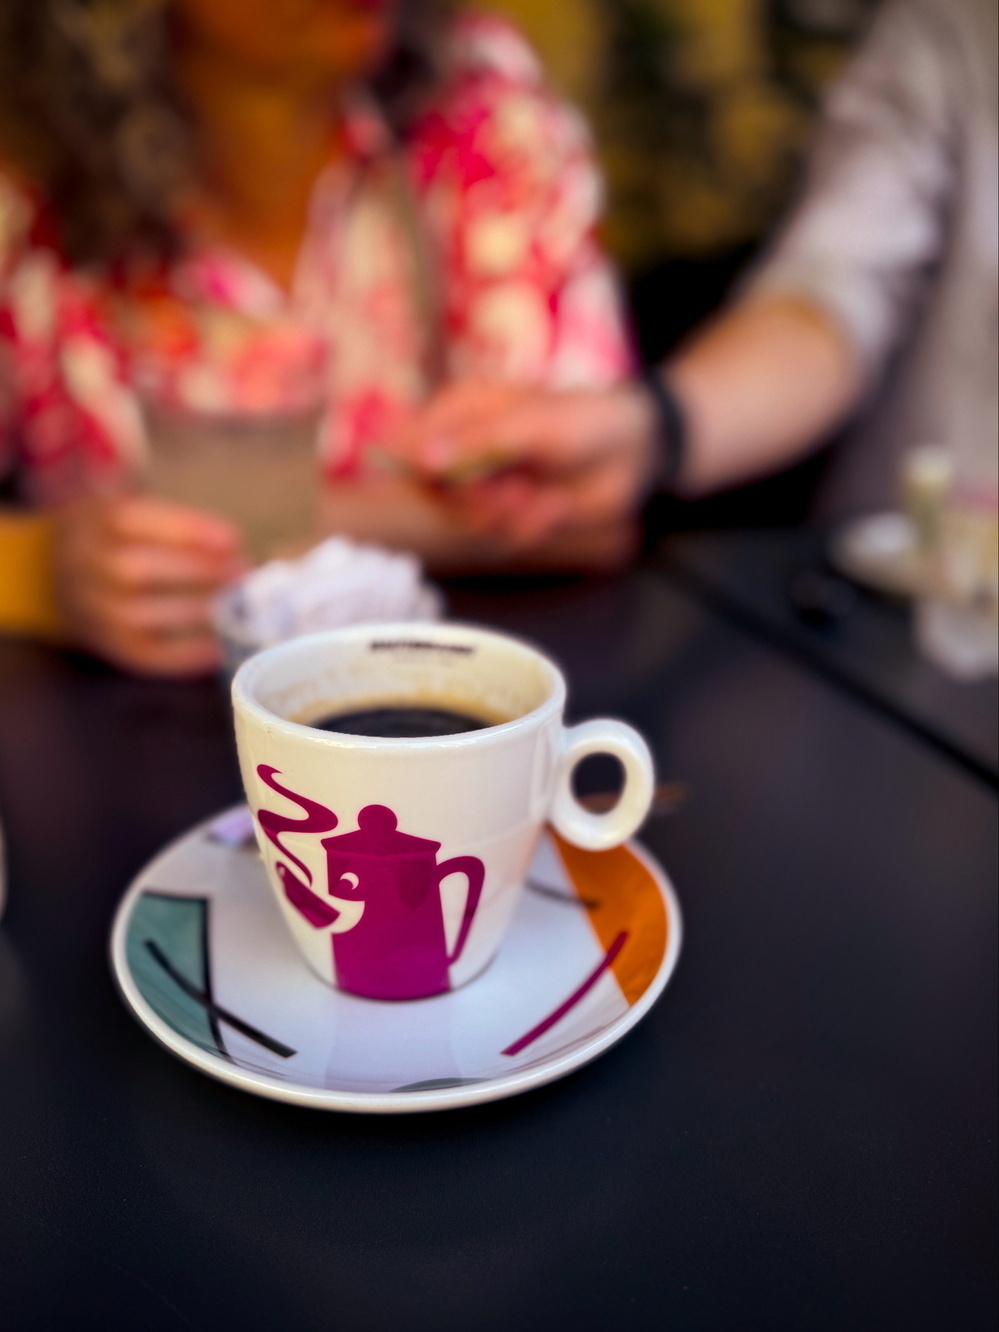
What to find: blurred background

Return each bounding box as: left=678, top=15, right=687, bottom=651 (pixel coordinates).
left=485, top=0, right=881, bottom=528
left=486, top=0, right=877, bottom=358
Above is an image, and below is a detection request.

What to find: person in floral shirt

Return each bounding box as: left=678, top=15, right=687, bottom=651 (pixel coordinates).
left=0, top=0, right=633, bottom=674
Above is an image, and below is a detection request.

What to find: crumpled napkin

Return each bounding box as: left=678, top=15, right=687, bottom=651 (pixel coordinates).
left=215, top=536, right=443, bottom=669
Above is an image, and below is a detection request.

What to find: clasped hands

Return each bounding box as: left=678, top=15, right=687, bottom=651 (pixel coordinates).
left=391, top=379, right=657, bottom=550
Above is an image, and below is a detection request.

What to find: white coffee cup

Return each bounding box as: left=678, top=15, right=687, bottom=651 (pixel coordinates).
left=232, top=622, right=654, bottom=1001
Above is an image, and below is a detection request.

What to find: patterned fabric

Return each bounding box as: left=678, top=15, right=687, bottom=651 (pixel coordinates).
left=0, top=15, right=633, bottom=506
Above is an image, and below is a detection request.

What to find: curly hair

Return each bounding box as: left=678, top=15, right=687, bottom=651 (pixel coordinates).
left=0, top=0, right=456, bottom=267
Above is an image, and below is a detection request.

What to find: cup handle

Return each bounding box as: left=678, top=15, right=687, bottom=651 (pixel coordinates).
left=550, top=719, right=655, bottom=851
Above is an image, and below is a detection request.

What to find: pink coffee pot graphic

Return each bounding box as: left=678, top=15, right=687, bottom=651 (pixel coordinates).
left=257, top=767, right=484, bottom=1001
left=321, top=805, right=485, bottom=1001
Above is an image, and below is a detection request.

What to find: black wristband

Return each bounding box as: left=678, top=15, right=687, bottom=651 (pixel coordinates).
left=640, top=367, right=687, bottom=493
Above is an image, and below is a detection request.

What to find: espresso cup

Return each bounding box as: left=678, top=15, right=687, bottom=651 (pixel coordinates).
left=231, top=623, right=655, bottom=1001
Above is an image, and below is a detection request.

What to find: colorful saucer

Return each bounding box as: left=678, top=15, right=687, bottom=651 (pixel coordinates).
left=110, top=808, right=682, bottom=1113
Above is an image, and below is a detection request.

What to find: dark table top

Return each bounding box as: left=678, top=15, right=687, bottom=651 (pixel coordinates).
left=1, top=562, right=996, bottom=1332
left=658, top=527, right=999, bottom=785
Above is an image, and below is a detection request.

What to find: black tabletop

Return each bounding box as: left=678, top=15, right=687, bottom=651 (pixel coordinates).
left=1, top=563, right=996, bottom=1332
left=658, top=527, right=999, bottom=785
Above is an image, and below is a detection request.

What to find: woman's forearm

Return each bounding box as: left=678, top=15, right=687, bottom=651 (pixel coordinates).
left=668, top=296, right=863, bottom=496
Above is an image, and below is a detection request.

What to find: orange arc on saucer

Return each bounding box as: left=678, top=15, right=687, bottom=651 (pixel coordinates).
left=551, top=831, right=669, bottom=1006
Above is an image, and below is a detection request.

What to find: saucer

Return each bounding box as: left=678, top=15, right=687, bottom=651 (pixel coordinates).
left=830, top=512, right=924, bottom=598
left=110, top=808, right=682, bottom=1113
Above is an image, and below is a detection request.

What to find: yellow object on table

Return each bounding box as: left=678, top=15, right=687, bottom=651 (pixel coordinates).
left=0, top=509, right=67, bottom=640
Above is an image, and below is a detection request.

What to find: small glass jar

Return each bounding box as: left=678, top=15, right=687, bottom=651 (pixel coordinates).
left=910, top=444, right=999, bottom=680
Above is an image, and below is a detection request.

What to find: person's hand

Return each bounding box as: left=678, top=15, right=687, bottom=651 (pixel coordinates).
left=398, top=381, right=658, bottom=549
left=52, top=495, right=247, bottom=676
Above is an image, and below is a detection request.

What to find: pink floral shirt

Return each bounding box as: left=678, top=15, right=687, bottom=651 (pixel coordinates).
left=0, top=15, right=633, bottom=506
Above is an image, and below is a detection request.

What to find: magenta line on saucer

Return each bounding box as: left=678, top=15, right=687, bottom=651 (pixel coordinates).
left=501, top=931, right=629, bottom=1057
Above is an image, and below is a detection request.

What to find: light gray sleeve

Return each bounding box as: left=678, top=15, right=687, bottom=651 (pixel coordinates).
left=746, top=0, right=956, bottom=378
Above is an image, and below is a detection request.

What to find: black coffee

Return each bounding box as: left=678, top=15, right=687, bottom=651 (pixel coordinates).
left=312, top=704, right=491, bottom=737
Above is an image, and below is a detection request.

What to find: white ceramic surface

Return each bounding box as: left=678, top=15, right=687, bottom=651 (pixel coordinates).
left=110, top=808, right=682, bottom=1113
left=231, top=623, right=655, bottom=1000
left=830, top=512, right=923, bottom=597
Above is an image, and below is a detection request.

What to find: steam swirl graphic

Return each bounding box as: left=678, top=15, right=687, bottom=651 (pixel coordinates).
left=256, top=765, right=338, bottom=885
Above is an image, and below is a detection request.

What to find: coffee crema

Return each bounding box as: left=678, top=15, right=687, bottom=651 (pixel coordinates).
left=310, top=704, right=497, bottom=738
